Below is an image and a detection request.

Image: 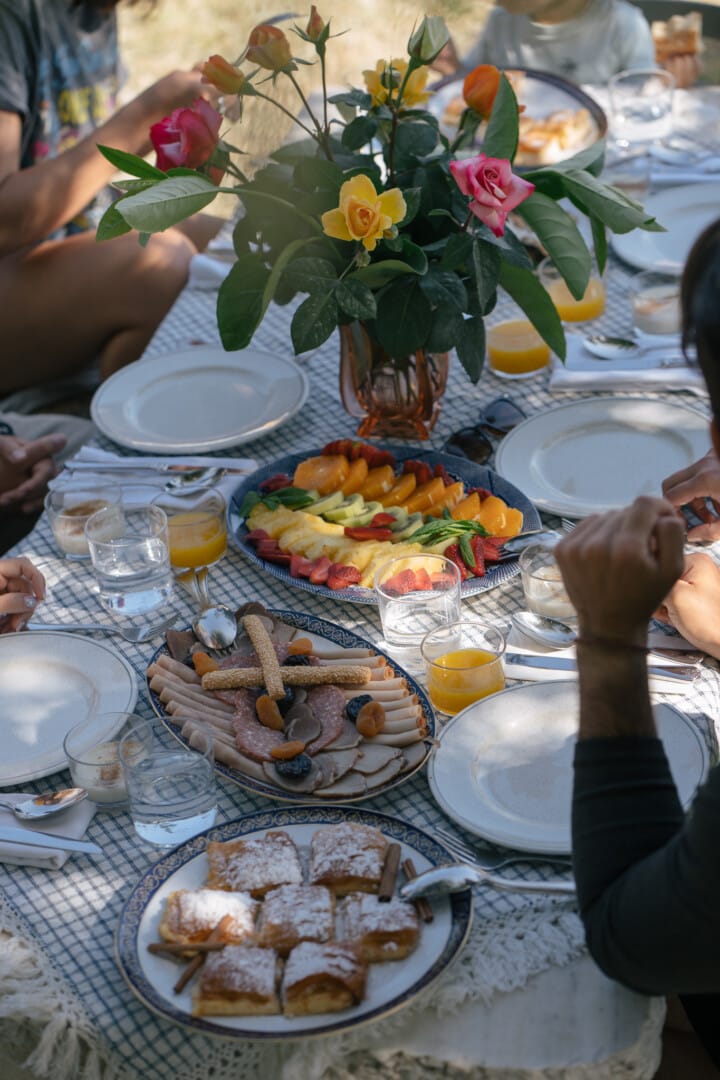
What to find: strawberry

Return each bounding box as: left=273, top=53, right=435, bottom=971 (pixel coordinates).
left=414, top=567, right=433, bottom=590
left=402, top=460, right=433, bottom=485
left=321, top=439, right=355, bottom=457
left=326, top=563, right=362, bottom=590
left=309, top=556, right=331, bottom=585
left=290, top=554, right=315, bottom=578
left=362, top=446, right=396, bottom=468
left=383, top=569, right=418, bottom=596
left=433, top=463, right=454, bottom=486
left=259, top=473, right=292, bottom=492
left=444, top=543, right=470, bottom=582
left=469, top=535, right=486, bottom=577
left=256, top=539, right=282, bottom=557
left=344, top=525, right=393, bottom=541
left=468, top=485, right=493, bottom=500
left=482, top=537, right=505, bottom=563
left=370, top=512, right=396, bottom=528
left=245, top=528, right=270, bottom=545
left=430, top=570, right=460, bottom=589
left=260, top=548, right=292, bottom=566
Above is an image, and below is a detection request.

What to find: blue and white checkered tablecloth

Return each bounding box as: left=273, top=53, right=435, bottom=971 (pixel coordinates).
left=2, top=260, right=719, bottom=1080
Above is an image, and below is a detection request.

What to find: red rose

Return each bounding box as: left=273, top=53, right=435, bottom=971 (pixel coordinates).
left=150, top=98, right=222, bottom=172
left=450, top=154, right=534, bottom=237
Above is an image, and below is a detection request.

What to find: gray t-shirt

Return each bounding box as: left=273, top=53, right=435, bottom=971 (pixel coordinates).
left=463, top=0, right=655, bottom=84
left=0, top=0, right=120, bottom=233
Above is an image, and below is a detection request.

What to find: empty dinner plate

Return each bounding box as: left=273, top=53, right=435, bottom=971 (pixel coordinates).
left=428, top=681, right=708, bottom=853
left=90, top=347, right=309, bottom=453
left=611, top=181, right=720, bottom=274
left=494, top=397, right=710, bottom=517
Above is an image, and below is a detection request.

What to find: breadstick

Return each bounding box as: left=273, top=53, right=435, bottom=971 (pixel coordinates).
left=243, top=614, right=285, bottom=700
left=202, top=664, right=372, bottom=691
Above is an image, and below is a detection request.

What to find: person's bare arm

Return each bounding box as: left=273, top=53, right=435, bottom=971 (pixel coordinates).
left=0, top=69, right=215, bottom=255
left=662, top=449, right=720, bottom=541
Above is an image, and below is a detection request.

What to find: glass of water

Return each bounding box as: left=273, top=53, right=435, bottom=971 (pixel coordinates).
left=374, top=553, right=462, bottom=672
left=85, top=504, right=174, bottom=616
left=608, top=68, right=675, bottom=150
left=118, top=719, right=217, bottom=848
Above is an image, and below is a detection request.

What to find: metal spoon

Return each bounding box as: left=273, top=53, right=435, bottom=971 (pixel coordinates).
left=511, top=610, right=576, bottom=648
left=193, top=605, right=238, bottom=651
left=400, top=863, right=576, bottom=901
left=163, top=466, right=226, bottom=494
left=0, top=788, right=88, bottom=821
left=499, top=530, right=563, bottom=559
left=583, top=334, right=685, bottom=365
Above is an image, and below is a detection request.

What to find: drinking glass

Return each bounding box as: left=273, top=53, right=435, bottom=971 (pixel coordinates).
left=45, top=484, right=121, bottom=560
left=119, top=718, right=217, bottom=847
left=602, top=140, right=651, bottom=200
left=63, top=711, right=142, bottom=810
left=629, top=270, right=681, bottom=336
left=519, top=543, right=576, bottom=620
left=153, top=488, right=227, bottom=610
left=374, top=553, right=462, bottom=672
left=486, top=319, right=551, bottom=380
left=421, top=620, right=506, bottom=717
left=538, top=256, right=605, bottom=324
left=85, top=504, right=174, bottom=616
left=608, top=68, right=675, bottom=150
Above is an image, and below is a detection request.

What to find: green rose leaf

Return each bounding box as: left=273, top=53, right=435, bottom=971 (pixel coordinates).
left=217, top=253, right=271, bottom=351
left=393, top=121, right=440, bottom=165
left=455, top=316, right=486, bottom=383
left=112, top=178, right=159, bottom=194
left=342, top=115, right=378, bottom=151
left=328, top=88, right=372, bottom=110
left=293, top=157, right=344, bottom=193
left=115, top=174, right=220, bottom=232
left=375, top=280, right=432, bottom=354
left=591, top=214, right=608, bottom=274
left=282, top=256, right=338, bottom=292
left=441, top=232, right=473, bottom=270
left=97, top=145, right=166, bottom=180
left=481, top=75, right=518, bottom=162
left=499, top=261, right=566, bottom=360
left=336, top=279, right=378, bottom=320
left=350, top=259, right=421, bottom=288
left=399, top=238, right=428, bottom=274
left=425, top=304, right=465, bottom=353
left=420, top=267, right=467, bottom=310
left=96, top=202, right=132, bottom=242
left=471, top=239, right=501, bottom=315
left=558, top=170, right=664, bottom=234
left=398, top=187, right=422, bottom=227
left=517, top=192, right=591, bottom=300
left=526, top=139, right=606, bottom=178
left=291, top=291, right=339, bottom=352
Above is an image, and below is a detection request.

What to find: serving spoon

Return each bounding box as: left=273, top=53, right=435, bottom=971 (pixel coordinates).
left=176, top=566, right=238, bottom=651
left=0, top=788, right=88, bottom=821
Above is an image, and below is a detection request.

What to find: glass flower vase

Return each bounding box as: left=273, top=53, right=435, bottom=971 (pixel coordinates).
left=339, top=321, right=449, bottom=441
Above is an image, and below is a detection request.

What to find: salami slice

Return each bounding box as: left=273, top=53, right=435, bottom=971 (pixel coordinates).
left=232, top=689, right=284, bottom=762
left=305, top=685, right=347, bottom=755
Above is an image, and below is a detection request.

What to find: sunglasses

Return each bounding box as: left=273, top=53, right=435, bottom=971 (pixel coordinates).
left=443, top=397, right=527, bottom=465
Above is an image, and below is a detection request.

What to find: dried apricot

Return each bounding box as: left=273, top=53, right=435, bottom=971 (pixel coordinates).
left=356, top=701, right=386, bottom=737
left=256, top=695, right=284, bottom=731
left=191, top=651, right=219, bottom=676
left=288, top=637, right=313, bottom=655
left=270, top=739, right=306, bottom=760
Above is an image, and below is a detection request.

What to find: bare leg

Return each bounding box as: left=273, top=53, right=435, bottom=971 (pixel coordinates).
left=0, top=226, right=197, bottom=392
left=173, top=212, right=226, bottom=252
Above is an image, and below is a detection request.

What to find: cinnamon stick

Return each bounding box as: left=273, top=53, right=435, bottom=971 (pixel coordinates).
left=378, top=843, right=401, bottom=902
left=401, top=857, right=434, bottom=923
left=173, top=914, right=233, bottom=993
left=148, top=941, right=227, bottom=957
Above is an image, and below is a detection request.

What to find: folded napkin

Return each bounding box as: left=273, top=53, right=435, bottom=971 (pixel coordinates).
left=0, top=793, right=96, bottom=869
left=51, top=447, right=257, bottom=505
left=549, top=334, right=707, bottom=395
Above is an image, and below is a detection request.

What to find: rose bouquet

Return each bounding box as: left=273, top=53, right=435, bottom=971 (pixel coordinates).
left=98, top=12, right=659, bottom=435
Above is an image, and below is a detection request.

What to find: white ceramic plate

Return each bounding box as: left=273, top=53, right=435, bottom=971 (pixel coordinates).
left=494, top=397, right=710, bottom=517
left=90, top=347, right=309, bottom=453
left=0, top=632, right=138, bottom=785
left=115, top=807, right=473, bottom=1040
left=611, top=182, right=720, bottom=273
left=428, top=681, right=708, bottom=854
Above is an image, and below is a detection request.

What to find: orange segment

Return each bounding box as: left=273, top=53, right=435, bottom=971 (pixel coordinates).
left=293, top=455, right=350, bottom=495
left=451, top=491, right=481, bottom=521
left=499, top=507, right=524, bottom=538
left=341, top=456, right=369, bottom=495
left=360, top=464, right=396, bottom=500
left=403, top=476, right=446, bottom=514
left=426, top=481, right=465, bottom=517
left=475, top=494, right=509, bottom=535
left=379, top=472, right=417, bottom=507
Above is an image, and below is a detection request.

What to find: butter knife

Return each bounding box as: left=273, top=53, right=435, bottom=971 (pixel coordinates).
left=504, top=653, right=698, bottom=682
left=0, top=826, right=102, bottom=856
left=64, top=462, right=249, bottom=474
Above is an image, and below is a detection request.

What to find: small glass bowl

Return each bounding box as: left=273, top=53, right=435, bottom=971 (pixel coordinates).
left=45, top=485, right=122, bottom=560
left=519, top=543, right=576, bottom=620
left=63, top=711, right=142, bottom=810
left=629, top=270, right=681, bottom=336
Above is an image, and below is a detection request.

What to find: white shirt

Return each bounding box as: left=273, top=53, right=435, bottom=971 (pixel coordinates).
left=463, top=0, right=655, bottom=84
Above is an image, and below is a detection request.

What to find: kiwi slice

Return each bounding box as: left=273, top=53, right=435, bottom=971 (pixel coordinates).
left=323, top=493, right=366, bottom=522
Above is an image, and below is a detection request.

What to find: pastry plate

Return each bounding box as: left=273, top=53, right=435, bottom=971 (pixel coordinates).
left=115, top=806, right=473, bottom=1040
left=228, top=447, right=541, bottom=603
left=611, top=181, right=720, bottom=274
left=148, top=610, right=435, bottom=804
left=428, top=680, right=708, bottom=853
left=90, top=346, right=309, bottom=453
left=494, top=397, right=711, bottom=518
left=0, top=631, right=138, bottom=786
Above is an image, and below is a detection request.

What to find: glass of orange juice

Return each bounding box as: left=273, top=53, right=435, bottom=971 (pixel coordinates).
left=486, top=319, right=551, bottom=380
left=153, top=488, right=228, bottom=606
left=538, top=256, right=606, bottom=323
left=421, top=620, right=506, bottom=717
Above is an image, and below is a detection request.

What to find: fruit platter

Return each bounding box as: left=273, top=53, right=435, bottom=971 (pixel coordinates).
left=229, top=441, right=541, bottom=603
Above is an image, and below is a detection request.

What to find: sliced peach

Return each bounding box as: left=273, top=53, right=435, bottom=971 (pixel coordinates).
left=341, top=456, right=369, bottom=495
left=360, top=464, right=396, bottom=500
left=451, top=491, right=481, bottom=521
left=293, top=455, right=350, bottom=495
left=379, top=472, right=417, bottom=507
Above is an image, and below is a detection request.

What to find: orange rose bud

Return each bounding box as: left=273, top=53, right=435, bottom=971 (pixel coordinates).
left=462, top=64, right=501, bottom=119
left=246, top=24, right=293, bottom=71
left=306, top=5, right=325, bottom=42
left=202, top=54, right=246, bottom=94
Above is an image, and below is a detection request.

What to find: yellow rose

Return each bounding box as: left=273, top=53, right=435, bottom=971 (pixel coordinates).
left=362, top=58, right=431, bottom=109
left=321, top=174, right=407, bottom=252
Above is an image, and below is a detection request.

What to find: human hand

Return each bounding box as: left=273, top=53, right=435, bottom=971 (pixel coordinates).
left=662, top=449, right=720, bottom=541
left=140, top=69, right=221, bottom=120
left=0, top=556, right=45, bottom=633
left=662, top=54, right=701, bottom=89
left=0, top=433, right=67, bottom=513
left=555, top=496, right=685, bottom=647
left=655, top=553, right=720, bottom=658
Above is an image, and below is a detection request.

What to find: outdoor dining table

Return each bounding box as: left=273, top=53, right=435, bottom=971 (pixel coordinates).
left=2, top=209, right=720, bottom=1080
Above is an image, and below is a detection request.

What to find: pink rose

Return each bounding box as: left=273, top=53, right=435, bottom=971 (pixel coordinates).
left=450, top=154, right=534, bottom=237
left=150, top=98, right=222, bottom=172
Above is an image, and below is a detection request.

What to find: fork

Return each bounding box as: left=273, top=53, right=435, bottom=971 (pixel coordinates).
left=435, top=826, right=573, bottom=874
left=560, top=518, right=577, bottom=532
left=26, top=615, right=179, bottom=644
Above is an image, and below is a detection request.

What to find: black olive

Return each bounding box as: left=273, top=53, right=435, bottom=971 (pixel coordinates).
left=284, top=655, right=311, bottom=667
left=277, top=685, right=296, bottom=714
left=275, top=753, right=312, bottom=777
left=346, top=694, right=374, bottom=723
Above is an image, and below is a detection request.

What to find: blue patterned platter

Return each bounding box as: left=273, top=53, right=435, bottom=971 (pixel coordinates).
left=228, top=446, right=541, bottom=604
left=148, top=610, right=435, bottom=804
left=115, top=806, right=473, bottom=1041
